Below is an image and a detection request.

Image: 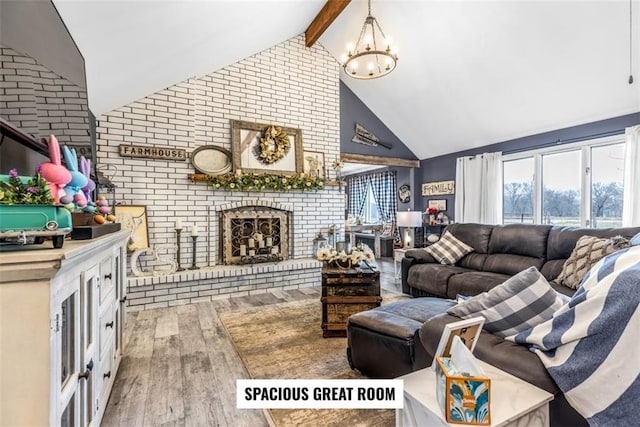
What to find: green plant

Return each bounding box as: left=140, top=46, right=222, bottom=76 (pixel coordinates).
left=207, top=172, right=325, bottom=192
left=0, top=169, right=53, bottom=205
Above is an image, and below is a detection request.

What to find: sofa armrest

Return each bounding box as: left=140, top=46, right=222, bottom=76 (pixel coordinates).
left=405, top=248, right=436, bottom=263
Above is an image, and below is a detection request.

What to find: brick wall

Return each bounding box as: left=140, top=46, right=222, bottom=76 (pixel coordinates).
left=96, top=35, right=343, bottom=309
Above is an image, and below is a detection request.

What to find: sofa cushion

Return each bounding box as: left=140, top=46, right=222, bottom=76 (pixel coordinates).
left=488, top=224, right=552, bottom=259
left=545, top=226, right=640, bottom=261
left=418, top=312, right=559, bottom=394
left=447, top=267, right=568, bottom=339
left=540, top=259, right=566, bottom=282
left=446, top=271, right=512, bottom=299
left=445, top=223, right=493, bottom=270
left=408, top=264, right=474, bottom=297
left=483, top=253, right=545, bottom=276
left=424, top=230, right=474, bottom=265
left=555, top=235, right=629, bottom=289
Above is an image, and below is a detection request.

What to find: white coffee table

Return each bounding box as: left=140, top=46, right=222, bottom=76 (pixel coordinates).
left=396, top=360, right=553, bottom=427
left=394, top=248, right=407, bottom=282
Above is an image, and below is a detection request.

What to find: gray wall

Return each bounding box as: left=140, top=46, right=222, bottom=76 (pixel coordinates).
left=0, top=0, right=86, bottom=89
left=340, top=81, right=417, bottom=160
left=416, top=112, right=640, bottom=220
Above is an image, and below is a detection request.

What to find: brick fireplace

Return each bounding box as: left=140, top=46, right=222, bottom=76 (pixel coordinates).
left=218, top=200, right=292, bottom=265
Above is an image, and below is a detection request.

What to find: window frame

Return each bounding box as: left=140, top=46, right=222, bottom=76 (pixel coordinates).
left=502, top=134, right=625, bottom=227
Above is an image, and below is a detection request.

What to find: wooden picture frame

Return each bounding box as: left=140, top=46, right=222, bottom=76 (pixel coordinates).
left=115, top=205, right=149, bottom=252
left=432, top=317, right=484, bottom=367
left=303, top=150, right=325, bottom=178
left=231, top=119, right=303, bottom=175
left=428, top=199, right=447, bottom=211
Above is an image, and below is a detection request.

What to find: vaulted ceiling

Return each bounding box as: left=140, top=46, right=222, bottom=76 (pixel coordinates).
left=54, top=0, right=640, bottom=159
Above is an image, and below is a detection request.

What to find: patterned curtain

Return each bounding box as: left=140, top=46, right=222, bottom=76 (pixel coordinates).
left=347, top=174, right=369, bottom=217
left=369, top=171, right=398, bottom=240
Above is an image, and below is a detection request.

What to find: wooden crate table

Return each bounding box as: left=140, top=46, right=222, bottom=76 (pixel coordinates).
left=321, top=265, right=381, bottom=338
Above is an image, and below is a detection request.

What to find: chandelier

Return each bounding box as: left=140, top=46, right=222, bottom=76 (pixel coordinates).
left=341, top=0, right=398, bottom=80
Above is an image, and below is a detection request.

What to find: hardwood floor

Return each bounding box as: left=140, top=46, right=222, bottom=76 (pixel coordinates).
left=102, top=258, right=402, bottom=427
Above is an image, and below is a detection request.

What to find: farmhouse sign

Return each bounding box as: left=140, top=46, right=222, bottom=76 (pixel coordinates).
left=119, top=144, right=186, bottom=161
left=422, top=180, right=455, bottom=196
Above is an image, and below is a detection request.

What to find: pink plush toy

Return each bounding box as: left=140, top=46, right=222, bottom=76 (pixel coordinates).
left=38, top=135, right=71, bottom=204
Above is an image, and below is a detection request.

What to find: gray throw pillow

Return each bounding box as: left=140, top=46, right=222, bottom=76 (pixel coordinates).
left=556, top=235, right=629, bottom=289
left=447, top=267, right=568, bottom=339
left=424, top=231, right=473, bottom=265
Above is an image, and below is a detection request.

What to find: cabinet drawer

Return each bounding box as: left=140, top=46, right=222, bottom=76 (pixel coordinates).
left=324, top=284, right=380, bottom=297
left=97, top=344, right=114, bottom=403
left=99, top=301, right=115, bottom=355
left=99, top=257, right=114, bottom=304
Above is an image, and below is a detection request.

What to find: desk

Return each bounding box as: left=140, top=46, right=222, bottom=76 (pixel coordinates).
left=396, top=360, right=553, bottom=427
left=344, top=224, right=382, bottom=258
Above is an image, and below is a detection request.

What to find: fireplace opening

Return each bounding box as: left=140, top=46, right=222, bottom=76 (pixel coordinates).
left=220, top=205, right=291, bottom=265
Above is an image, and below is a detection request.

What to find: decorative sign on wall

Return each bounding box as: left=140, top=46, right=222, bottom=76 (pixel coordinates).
left=422, top=180, right=455, bottom=196
left=351, top=123, right=392, bottom=149
left=119, top=144, right=186, bottom=161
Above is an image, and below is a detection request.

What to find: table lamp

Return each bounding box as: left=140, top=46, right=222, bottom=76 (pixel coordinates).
left=397, top=211, right=423, bottom=249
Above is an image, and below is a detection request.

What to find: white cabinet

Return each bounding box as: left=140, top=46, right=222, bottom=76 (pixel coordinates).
left=0, top=230, right=129, bottom=426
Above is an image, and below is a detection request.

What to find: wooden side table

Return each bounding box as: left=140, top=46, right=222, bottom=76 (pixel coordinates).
left=396, top=360, right=553, bottom=427
left=321, top=265, right=381, bottom=338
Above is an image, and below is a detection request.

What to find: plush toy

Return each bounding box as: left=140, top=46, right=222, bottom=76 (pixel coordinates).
left=61, top=146, right=88, bottom=208
left=80, top=156, right=96, bottom=204
left=38, top=135, right=71, bottom=204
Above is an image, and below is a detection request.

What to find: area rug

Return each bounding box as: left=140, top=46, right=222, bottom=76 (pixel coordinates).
left=218, top=292, right=407, bottom=427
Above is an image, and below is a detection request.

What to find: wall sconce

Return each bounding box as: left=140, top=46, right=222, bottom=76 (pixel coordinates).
left=396, top=211, right=422, bottom=249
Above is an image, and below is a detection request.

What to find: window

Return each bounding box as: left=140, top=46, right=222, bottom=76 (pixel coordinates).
left=502, top=136, right=625, bottom=228
left=363, top=185, right=380, bottom=224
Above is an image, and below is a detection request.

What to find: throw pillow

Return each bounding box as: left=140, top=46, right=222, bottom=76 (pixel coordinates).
left=556, top=235, right=630, bottom=289
left=424, top=230, right=474, bottom=265
left=630, top=232, right=640, bottom=247
left=447, top=267, right=568, bottom=339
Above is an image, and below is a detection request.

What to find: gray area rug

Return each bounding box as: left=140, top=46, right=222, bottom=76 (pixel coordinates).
left=219, top=293, right=406, bottom=426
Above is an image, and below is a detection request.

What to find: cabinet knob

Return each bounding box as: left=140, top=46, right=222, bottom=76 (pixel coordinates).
left=120, top=296, right=127, bottom=304
left=78, top=360, right=93, bottom=381
left=103, top=371, right=111, bottom=379
left=105, top=321, right=114, bottom=329
left=104, top=273, right=112, bottom=280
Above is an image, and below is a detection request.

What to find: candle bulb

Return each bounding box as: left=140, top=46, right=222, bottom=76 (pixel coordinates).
left=249, top=249, right=256, bottom=257
left=191, top=225, right=199, bottom=237
left=259, top=240, right=265, bottom=249
left=175, top=219, right=182, bottom=230
left=248, top=238, right=255, bottom=248
left=240, top=244, right=246, bottom=256
left=266, top=237, right=273, bottom=247
left=271, top=247, right=279, bottom=255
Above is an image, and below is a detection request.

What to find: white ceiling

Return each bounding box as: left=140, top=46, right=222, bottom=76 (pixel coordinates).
left=54, top=0, right=640, bottom=160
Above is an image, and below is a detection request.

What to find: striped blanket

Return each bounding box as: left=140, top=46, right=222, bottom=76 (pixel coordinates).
left=511, top=245, right=640, bottom=427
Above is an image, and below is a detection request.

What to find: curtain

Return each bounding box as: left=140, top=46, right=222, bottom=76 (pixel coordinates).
left=622, top=125, right=640, bottom=226
left=369, top=170, right=399, bottom=240
left=347, top=174, right=369, bottom=218
left=454, top=152, right=503, bottom=224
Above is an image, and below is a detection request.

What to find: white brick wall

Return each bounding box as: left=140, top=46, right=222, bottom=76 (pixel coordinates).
left=97, top=35, right=342, bottom=308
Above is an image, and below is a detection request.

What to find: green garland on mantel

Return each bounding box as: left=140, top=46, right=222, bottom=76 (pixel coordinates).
left=202, top=172, right=325, bottom=192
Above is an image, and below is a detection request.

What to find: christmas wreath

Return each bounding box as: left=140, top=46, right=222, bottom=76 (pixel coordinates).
left=257, top=125, right=290, bottom=165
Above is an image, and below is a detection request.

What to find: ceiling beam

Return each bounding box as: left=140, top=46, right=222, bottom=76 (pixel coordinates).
left=341, top=153, right=421, bottom=168
left=305, top=0, right=351, bottom=48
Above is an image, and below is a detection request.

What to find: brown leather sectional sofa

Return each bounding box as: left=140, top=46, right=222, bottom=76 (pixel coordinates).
left=347, top=223, right=640, bottom=427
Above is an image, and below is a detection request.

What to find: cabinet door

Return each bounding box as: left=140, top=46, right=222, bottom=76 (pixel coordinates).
left=114, top=246, right=126, bottom=355
left=56, top=289, right=81, bottom=426
left=79, top=265, right=99, bottom=426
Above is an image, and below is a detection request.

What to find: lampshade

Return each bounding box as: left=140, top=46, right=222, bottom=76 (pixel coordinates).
left=397, top=211, right=422, bottom=227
